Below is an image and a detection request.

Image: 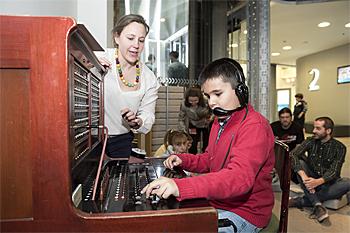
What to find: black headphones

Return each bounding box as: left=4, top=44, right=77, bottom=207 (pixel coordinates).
left=222, top=58, right=249, bottom=107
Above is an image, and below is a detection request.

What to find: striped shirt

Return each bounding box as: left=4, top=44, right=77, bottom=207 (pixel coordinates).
left=291, top=136, right=347, bottom=183
left=216, top=116, right=231, bottom=143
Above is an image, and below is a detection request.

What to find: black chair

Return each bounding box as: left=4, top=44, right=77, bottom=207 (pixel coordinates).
left=262, top=140, right=291, bottom=233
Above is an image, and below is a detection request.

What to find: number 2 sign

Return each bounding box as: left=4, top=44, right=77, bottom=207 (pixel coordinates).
left=308, top=68, right=320, bottom=91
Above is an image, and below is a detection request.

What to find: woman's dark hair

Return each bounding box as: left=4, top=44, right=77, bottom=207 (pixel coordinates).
left=184, top=87, right=206, bottom=108
left=278, top=107, right=292, bottom=117
left=198, top=58, right=244, bottom=90
left=315, top=116, right=334, bottom=134
left=295, top=93, right=303, bottom=99
left=112, top=14, right=149, bottom=46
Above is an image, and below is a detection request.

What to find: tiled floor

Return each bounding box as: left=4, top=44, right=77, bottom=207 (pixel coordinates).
left=276, top=136, right=350, bottom=233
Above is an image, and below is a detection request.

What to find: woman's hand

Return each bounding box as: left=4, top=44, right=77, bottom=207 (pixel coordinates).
left=121, top=108, right=142, bottom=129
left=163, top=155, right=183, bottom=170
left=98, top=57, right=112, bottom=68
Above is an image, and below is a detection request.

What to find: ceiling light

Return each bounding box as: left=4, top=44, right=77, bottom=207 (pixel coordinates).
left=160, top=18, right=166, bottom=23
left=282, top=46, right=292, bottom=50
left=243, top=30, right=247, bottom=34
left=271, top=52, right=280, bottom=56
left=318, top=22, right=330, bottom=28
left=232, top=43, right=238, bottom=48
left=345, top=23, right=350, bottom=28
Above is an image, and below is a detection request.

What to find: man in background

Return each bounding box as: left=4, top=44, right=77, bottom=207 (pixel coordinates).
left=289, top=117, right=350, bottom=223
left=168, top=51, right=188, bottom=81
left=145, top=54, right=157, bottom=75
left=271, top=107, right=304, bottom=183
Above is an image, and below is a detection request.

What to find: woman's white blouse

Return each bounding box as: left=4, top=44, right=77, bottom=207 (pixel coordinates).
left=100, top=48, right=160, bottom=135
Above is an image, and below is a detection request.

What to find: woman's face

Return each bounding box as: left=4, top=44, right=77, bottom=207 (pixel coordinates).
left=188, top=96, right=200, bottom=107
left=115, top=22, right=146, bottom=65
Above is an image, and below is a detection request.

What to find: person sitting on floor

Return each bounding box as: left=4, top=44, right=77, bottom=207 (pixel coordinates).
left=289, top=116, right=350, bottom=223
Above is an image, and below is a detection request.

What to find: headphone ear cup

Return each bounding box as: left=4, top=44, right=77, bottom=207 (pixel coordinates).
left=235, top=83, right=249, bottom=106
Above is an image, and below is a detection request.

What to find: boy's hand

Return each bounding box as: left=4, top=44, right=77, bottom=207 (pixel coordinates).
left=141, top=177, right=179, bottom=199
left=164, top=155, right=182, bottom=170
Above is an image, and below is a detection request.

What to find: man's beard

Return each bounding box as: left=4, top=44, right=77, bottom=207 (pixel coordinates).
left=313, top=133, right=327, bottom=140
left=281, top=122, right=291, bottom=129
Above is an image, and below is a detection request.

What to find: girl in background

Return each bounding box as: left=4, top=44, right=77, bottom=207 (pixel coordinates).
left=154, top=130, right=192, bottom=157
left=178, top=87, right=212, bottom=154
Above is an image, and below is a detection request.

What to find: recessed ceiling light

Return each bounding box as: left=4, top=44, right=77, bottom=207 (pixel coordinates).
left=318, top=21, right=330, bottom=28
left=271, top=52, right=280, bottom=56
left=243, top=30, right=247, bottom=34
left=160, top=18, right=166, bottom=22
left=282, top=45, right=292, bottom=50
left=232, top=43, right=238, bottom=48
left=345, top=23, right=350, bottom=28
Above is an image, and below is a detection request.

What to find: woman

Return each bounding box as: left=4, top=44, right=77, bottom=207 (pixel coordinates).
left=178, top=87, right=212, bottom=154
left=99, top=14, right=160, bottom=158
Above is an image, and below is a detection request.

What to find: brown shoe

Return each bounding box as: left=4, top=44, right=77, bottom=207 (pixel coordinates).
left=310, top=205, right=329, bottom=222
left=289, top=196, right=303, bottom=209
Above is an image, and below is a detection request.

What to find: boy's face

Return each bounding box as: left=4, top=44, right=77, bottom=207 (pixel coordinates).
left=202, top=77, right=241, bottom=118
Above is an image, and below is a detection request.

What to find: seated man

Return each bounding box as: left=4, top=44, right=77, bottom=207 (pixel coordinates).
left=289, top=116, right=350, bottom=223
left=270, top=107, right=304, bottom=183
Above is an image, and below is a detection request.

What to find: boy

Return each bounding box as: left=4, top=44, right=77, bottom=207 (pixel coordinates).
left=142, top=58, right=275, bottom=232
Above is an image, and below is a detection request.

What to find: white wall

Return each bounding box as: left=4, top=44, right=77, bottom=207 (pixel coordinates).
left=0, top=0, right=109, bottom=48
left=0, top=0, right=77, bottom=20
left=77, top=0, right=108, bottom=48
left=296, top=43, right=350, bottom=125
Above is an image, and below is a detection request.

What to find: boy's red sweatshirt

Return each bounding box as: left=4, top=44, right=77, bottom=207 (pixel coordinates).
left=174, top=104, right=275, bottom=228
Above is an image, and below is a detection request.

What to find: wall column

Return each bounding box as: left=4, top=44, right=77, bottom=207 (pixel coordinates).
left=247, top=0, right=271, bottom=120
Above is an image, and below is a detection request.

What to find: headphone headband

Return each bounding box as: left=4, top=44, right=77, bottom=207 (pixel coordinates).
left=222, top=58, right=249, bottom=106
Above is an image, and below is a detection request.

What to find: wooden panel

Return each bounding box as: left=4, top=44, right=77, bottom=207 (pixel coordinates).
left=158, top=92, right=184, bottom=99
left=150, top=85, right=186, bottom=154
left=0, top=18, right=30, bottom=68
left=158, top=86, right=185, bottom=93
left=1, top=207, right=218, bottom=232
left=0, top=69, right=32, bottom=219
left=155, top=112, right=179, bottom=118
